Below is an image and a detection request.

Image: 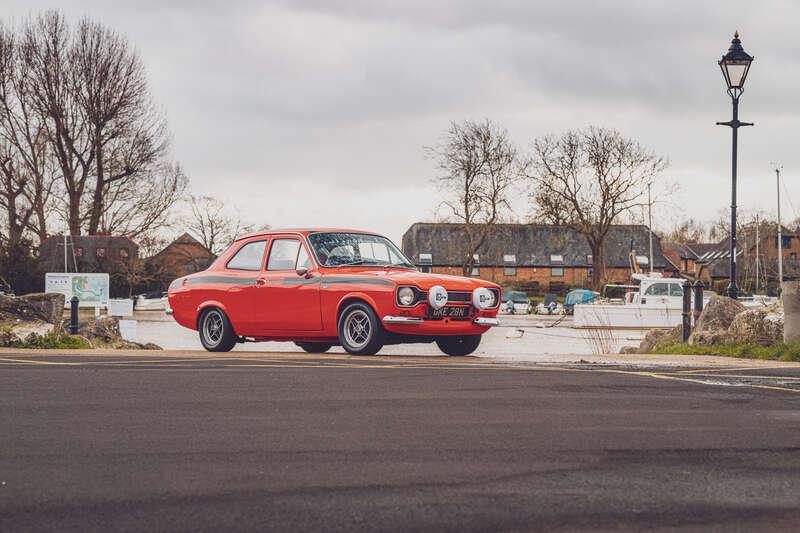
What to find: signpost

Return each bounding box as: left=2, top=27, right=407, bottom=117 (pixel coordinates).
left=45, top=273, right=110, bottom=308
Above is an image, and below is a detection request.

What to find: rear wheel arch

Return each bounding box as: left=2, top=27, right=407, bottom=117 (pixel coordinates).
left=196, top=301, right=229, bottom=329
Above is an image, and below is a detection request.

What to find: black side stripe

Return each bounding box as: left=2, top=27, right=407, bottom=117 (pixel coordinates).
left=323, top=277, right=394, bottom=286
left=186, top=275, right=395, bottom=287
left=186, top=276, right=256, bottom=286
left=280, top=277, right=322, bottom=286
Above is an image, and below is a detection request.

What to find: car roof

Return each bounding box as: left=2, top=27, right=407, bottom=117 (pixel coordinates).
left=235, top=228, right=380, bottom=242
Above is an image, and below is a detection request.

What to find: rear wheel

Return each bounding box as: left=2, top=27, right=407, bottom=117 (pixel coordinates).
left=294, top=341, right=333, bottom=353
left=338, top=302, right=384, bottom=355
left=436, top=334, right=482, bottom=356
left=199, top=308, right=238, bottom=352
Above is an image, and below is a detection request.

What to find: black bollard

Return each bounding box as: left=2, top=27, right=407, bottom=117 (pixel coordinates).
left=682, top=280, right=692, bottom=342
left=692, top=280, right=704, bottom=327
left=69, top=296, right=79, bottom=335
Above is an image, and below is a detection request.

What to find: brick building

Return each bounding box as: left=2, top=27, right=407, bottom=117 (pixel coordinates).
left=145, top=233, right=216, bottom=282
left=38, top=235, right=138, bottom=274
left=686, top=224, right=800, bottom=292
left=401, top=223, right=671, bottom=294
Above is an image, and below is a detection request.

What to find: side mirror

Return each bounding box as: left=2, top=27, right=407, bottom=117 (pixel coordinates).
left=296, top=266, right=310, bottom=278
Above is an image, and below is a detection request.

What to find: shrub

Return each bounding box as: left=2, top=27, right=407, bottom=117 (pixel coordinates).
left=649, top=342, right=800, bottom=362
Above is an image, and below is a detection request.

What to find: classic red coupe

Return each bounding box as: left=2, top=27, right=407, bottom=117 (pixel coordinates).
left=168, top=229, right=501, bottom=356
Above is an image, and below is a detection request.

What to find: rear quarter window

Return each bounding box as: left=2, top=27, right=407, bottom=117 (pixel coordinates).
left=227, top=241, right=267, bottom=271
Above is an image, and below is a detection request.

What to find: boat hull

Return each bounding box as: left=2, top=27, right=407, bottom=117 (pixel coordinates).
left=574, top=303, right=683, bottom=329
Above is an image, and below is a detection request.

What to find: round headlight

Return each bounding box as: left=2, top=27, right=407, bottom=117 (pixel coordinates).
left=428, top=285, right=448, bottom=310
left=398, top=287, right=415, bottom=306
left=473, top=287, right=495, bottom=310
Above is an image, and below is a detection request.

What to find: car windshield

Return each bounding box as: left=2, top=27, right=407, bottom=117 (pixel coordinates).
left=308, top=232, right=414, bottom=268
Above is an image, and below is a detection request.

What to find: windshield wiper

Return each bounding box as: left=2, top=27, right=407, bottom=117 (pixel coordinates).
left=335, top=259, right=382, bottom=267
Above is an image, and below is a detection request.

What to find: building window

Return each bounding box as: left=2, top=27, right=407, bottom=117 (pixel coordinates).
left=95, top=247, right=106, bottom=258
left=635, top=255, right=649, bottom=266
left=503, top=254, right=516, bottom=276
left=119, top=248, right=130, bottom=259
left=419, top=253, right=432, bottom=273
left=587, top=254, right=593, bottom=265
left=792, top=253, right=797, bottom=261
left=550, top=254, right=564, bottom=265
left=784, top=236, right=792, bottom=249
left=551, top=267, right=564, bottom=277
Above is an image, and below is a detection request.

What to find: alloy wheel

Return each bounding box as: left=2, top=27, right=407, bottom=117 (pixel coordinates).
left=343, top=309, right=371, bottom=349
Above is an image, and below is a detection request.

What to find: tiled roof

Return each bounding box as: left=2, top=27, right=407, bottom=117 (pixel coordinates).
left=401, top=223, right=669, bottom=268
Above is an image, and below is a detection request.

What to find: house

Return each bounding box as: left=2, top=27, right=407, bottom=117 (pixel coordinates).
left=401, top=223, right=671, bottom=294
left=691, top=224, right=800, bottom=292
left=145, top=233, right=216, bottom=282
left=38, top=235, right=138, bottom=274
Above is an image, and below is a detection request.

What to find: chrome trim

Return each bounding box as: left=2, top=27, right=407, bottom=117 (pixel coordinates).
left=382, top=315, right=424, bottom=324
left=165, top=308, right=173, bottom=316
left=473, top=317, right=500, bottom=326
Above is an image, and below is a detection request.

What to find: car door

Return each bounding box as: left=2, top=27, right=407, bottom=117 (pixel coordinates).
left=255, top=237, right=322, bottom=332
left=223, top=238, right=269, bottom=336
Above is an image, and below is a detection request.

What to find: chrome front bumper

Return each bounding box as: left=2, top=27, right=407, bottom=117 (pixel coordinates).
left=382, top=316, right=500, bottom=327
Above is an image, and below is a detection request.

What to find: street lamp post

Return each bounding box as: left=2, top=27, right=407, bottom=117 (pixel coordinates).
left=717, top=31, right=754, bottom=300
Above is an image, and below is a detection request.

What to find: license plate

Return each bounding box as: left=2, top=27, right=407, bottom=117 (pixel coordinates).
left=429, top=306, right=471, bottom=318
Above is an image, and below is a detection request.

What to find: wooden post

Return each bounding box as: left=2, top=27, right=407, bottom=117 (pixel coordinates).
left=682, top=280, right=692, bottom=342
left=692, top=280, right=704, bottom=327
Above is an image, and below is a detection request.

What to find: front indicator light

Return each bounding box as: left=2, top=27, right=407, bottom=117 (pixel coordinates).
left=473, top=287, right=495, bottom=310
left=398, top=287, right=415, bottom=306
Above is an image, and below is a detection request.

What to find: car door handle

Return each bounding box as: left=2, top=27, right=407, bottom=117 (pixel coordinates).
left=255, top=278, right=268, bottom=287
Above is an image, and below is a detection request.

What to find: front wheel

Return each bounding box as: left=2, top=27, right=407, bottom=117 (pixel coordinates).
left=199, top=308, right=238, bottom=352
left=338, top=302, right=385, bottom=355
left=294, top=341, right=333, bottom=353
left=436, top=334, right=482, bottom=356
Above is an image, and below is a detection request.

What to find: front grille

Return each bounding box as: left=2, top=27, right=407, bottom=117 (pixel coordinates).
left=419, top=290, right=471, bottom=304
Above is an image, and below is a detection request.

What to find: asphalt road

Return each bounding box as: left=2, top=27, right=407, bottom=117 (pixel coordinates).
left=2, top=352, right=800, bottom=532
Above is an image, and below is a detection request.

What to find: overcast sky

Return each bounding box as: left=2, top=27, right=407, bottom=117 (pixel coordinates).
left=3, top=0, right=799, bottom=243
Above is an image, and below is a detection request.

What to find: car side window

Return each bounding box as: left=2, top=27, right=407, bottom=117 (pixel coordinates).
left=268, top=239, right=301, bottom=271
left=297, top=245, right=312, bottom=270
left=644, top=283, right=669, bottom=296
left=227, top=240, right=267, bottom=271
left=669, top=284, right=684, bottom=297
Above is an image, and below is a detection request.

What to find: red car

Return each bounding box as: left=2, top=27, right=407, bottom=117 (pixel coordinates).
left=168, top=229, right=501, bottom=356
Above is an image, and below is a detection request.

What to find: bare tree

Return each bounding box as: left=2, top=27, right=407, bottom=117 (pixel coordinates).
left=427, top=119, right=522, bottom=275
left=99, top=162, right=187, bottom=238
left=71, top=18, right=168, bottom=235
left=661, top=218, right=708, bottom=243
left=530, top=126, right=667, bottom=289
left=185, top=195, right=264, bottom=255
left=0, top=23, right=57, bottom=246
left=22, top=11, right=95, bottom=235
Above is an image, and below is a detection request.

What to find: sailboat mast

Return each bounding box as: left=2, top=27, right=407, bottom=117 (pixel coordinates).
left=648, top=182, right=653, bottom=275
left=755, top=214, right=759, bottom=293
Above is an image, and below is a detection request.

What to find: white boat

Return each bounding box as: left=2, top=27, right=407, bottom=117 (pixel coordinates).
left=573, top=274, right=776, bottom=329
left=134, top=293, right=168, bottom=311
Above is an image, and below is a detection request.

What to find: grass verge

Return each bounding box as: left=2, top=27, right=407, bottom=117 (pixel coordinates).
left=652, top=342, right=800, bottom=362
left=7, top=330, right=91, bottom=349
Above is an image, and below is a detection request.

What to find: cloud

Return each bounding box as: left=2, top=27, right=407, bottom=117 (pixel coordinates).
left=3, top=0, right=799, bottom=243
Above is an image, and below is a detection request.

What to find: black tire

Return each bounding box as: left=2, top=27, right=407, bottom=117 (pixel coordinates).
left=294, top=341, right=333, bottom=353
left=198, top=308, right=238, bottom=352
left=337, top=302, right=385, bottom=355
left=435, top=334, right=482, bottom=356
